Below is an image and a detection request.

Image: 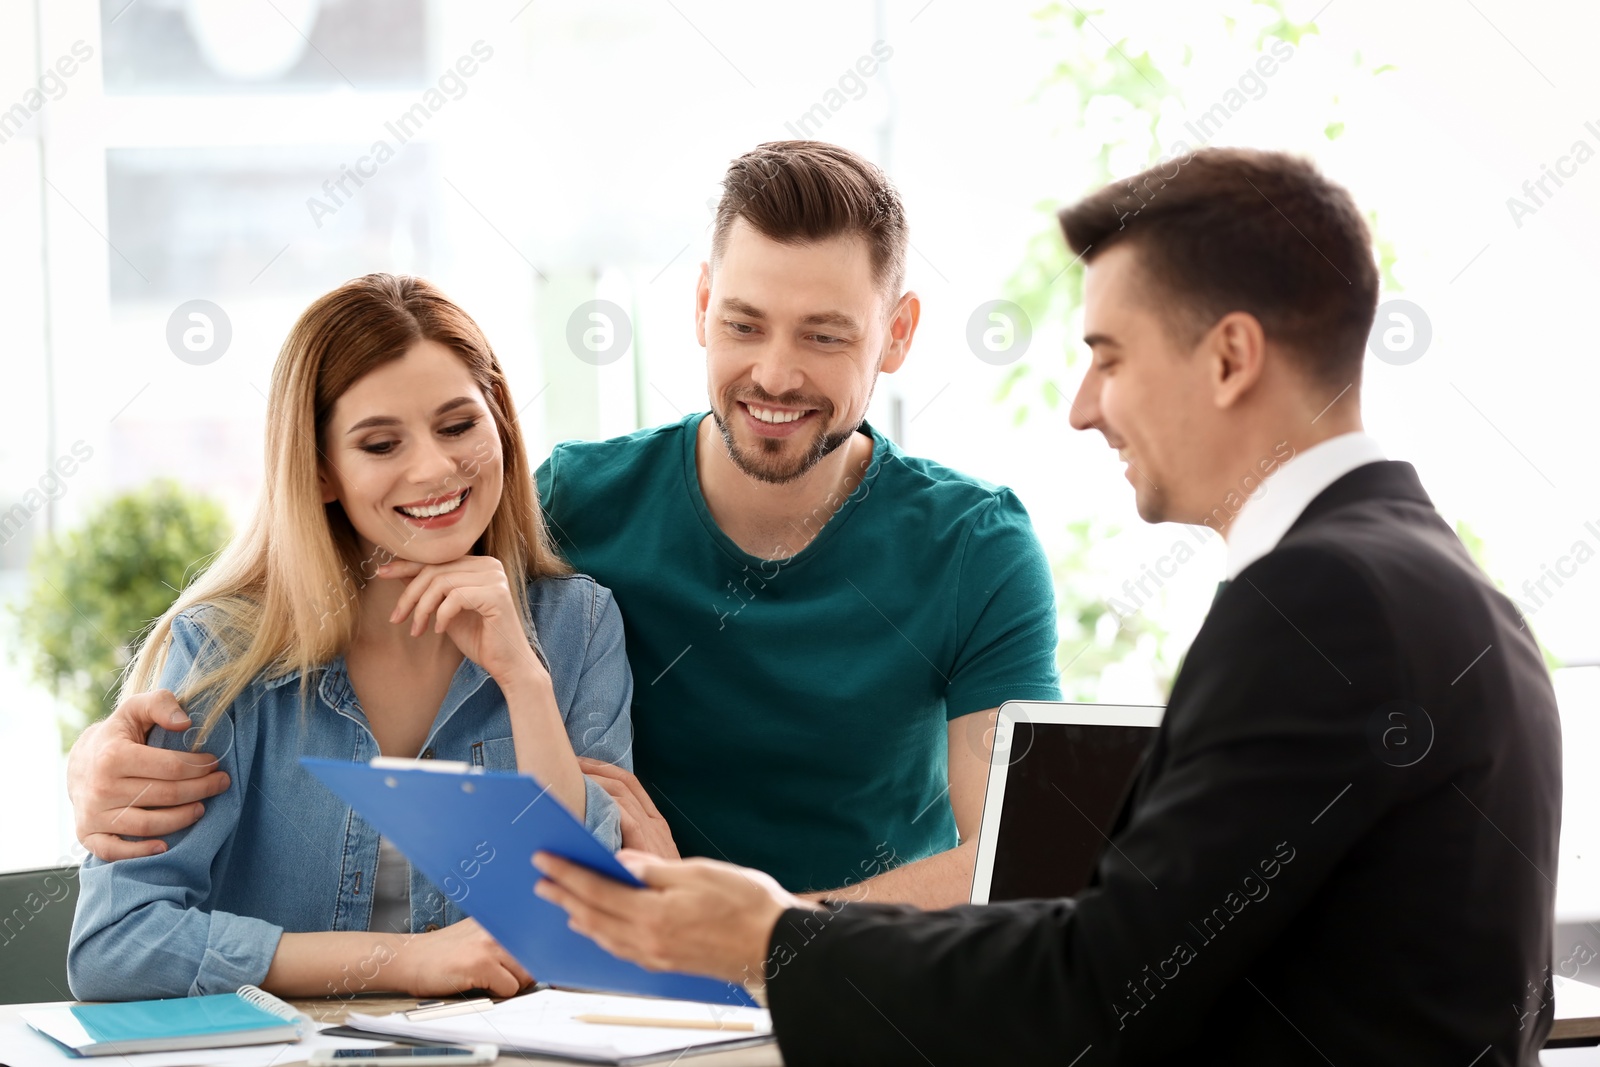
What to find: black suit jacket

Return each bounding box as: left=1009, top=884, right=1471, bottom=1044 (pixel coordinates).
left=765, top=461, right=1562, bottom=1065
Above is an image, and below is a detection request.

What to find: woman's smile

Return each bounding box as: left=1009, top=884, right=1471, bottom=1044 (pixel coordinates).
left=393, top=486, right=471, bottom=528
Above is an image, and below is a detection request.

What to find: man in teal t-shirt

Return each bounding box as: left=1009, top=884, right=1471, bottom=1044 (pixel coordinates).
left=538, top=141, right=1061, bottom=903
left=537, top=413, right=1059, bottom=896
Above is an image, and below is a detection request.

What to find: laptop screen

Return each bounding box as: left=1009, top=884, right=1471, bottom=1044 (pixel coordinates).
left=983, top=719, right=1157, bottom=902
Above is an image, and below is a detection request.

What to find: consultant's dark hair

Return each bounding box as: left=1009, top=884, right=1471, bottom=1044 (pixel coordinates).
left=711, top=140, right=908, bottom=297
left=1059, top=147, right=1378, bottom=385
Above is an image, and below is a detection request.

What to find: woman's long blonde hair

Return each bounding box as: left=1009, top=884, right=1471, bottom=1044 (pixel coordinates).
left=119, top=274, right=570, bottom=740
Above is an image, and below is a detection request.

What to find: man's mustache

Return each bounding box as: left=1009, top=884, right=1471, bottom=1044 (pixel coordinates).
left=727, top=389, right=834, bottom=416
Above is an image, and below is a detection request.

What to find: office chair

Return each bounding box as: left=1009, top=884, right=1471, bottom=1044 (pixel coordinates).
left=0, top=865, right=79, bottom=1004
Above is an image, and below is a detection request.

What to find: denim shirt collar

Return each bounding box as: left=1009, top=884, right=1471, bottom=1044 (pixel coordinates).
left=258, top=653, right=495, bottom=752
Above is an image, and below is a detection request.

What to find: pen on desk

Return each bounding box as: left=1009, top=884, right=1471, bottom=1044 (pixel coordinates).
left=573, top=1014, right=757, bottom=1031
left=405, top=997, right=495, bottom=1020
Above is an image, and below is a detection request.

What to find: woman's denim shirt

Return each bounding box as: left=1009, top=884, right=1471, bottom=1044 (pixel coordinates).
left=68, top=573, right=633, bottom=1000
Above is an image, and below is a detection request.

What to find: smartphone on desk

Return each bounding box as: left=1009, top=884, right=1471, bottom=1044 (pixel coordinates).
left=309, top=1046, right=497, bottom=1066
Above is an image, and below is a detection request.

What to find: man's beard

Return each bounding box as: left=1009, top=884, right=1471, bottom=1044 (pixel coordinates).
left=711, top=392, right=857, bottom=485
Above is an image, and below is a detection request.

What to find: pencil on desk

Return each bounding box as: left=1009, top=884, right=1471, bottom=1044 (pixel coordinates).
left=572, top=1013, right=757, bottom=1031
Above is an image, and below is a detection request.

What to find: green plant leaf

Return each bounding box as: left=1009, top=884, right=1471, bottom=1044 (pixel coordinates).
left=8, top=479, right=231, bottom=749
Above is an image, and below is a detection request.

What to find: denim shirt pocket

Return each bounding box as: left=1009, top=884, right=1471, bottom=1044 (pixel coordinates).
left=471, top=735, right=517, bottom=770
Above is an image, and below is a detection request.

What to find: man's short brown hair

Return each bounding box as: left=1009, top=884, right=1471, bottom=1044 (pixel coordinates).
left=1059, top=147, right=1378, bottom=385
left=711, top=140, right=908, bottom=299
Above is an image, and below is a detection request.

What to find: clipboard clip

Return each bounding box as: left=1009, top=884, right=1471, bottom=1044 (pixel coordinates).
left=371, top=756, right=483, bottom=774
left=405, top=997, right=496, bottom=1020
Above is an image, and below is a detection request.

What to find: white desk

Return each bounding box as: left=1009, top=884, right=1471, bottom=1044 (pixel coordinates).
left=4, top=981, right=1596, bottom=1065
left=0, top=996, right=783, bottom=1066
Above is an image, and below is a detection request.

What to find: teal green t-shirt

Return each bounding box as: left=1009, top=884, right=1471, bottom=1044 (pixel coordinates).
left=536, top=414, right=1061, bottom=892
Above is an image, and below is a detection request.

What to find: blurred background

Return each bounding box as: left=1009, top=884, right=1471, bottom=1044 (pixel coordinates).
left=1, top=0, right=1596, bottom=948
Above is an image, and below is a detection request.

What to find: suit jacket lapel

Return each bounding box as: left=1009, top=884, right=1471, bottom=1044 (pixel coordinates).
left=1100, top=462, right=1430, bottom=856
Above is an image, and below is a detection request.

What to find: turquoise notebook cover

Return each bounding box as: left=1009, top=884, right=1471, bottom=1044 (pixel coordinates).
left=300, top=757, right=757, bottom=1007
left=72, top=993, right=288, bottom=1042
left=24, top=990, right=302, bottom=1054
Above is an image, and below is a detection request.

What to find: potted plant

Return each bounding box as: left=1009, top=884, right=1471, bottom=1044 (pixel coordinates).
left=9, top=479, right=230, bottom=749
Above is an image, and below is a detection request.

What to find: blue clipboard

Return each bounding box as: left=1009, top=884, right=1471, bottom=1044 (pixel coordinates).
left=300, top=757, right=756, bottom=1007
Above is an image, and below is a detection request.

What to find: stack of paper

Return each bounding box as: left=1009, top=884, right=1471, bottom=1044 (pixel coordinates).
left=348, top=988, right=773, bottom=1065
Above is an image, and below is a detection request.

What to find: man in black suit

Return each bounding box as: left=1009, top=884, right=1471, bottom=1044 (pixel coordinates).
left=534, top=146, right=1563, bottom=1065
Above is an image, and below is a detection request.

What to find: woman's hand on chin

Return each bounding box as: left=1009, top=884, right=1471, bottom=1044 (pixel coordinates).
left=377, top=557, right=545, bottom=688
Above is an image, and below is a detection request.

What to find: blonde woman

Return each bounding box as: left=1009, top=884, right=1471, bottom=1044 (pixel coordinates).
left=68, top=274, right=632, bottom=1000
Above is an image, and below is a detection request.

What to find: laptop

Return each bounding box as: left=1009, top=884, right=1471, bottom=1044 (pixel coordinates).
left=969, top=701, right=1163, bottom=904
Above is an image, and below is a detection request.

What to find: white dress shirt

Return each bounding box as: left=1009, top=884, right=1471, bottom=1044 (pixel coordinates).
left=1224, top=432, right=1387, bottom=579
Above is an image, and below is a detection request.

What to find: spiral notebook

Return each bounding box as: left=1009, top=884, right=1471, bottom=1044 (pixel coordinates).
left=22, top=985, right=306, bottom=1056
